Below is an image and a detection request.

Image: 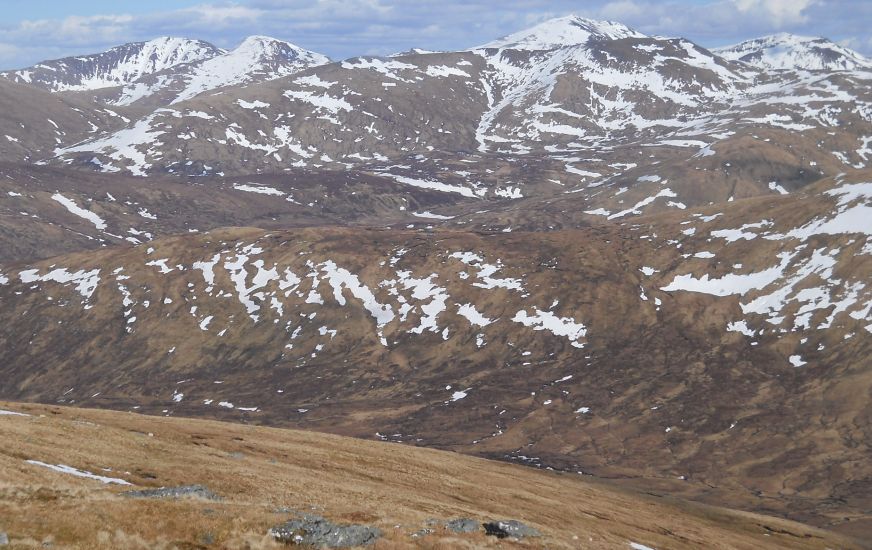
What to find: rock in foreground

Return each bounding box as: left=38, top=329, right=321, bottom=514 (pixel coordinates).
left=483, top=519, right=541, bottom=539
left=122, top=484, right=221, bottom=500
left=270, top=514, right=381, bottom=547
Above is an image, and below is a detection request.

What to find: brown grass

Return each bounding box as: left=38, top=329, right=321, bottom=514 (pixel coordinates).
left=0, top=402, right=863, bottom=549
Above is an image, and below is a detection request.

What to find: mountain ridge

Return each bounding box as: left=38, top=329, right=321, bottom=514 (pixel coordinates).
left=714, top=32, right=872, bottom=71
left=0, top=37, right=222, bottom=92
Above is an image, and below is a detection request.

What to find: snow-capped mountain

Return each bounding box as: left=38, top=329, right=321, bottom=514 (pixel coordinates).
left=116, top=35, right=330, bottom=106
left=54, top=22, right=750, bottom=178
left=476, top=15, right=646, bottom=50
left=0, top=37, right=222, bottom=92
left=177, top=35, right=330, bottom=101
left=1, top=36, right=330, bottom=108
left=714, top=33, right=872, bottom=71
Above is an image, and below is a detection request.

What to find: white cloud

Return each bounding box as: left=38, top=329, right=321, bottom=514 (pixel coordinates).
left=733, top=0, right=818, bottom=27
left=178, top=4, right=264, bottom=27
left=599, top=0, right=647, bottom=20
left=13, top=14, right=136, bottom=46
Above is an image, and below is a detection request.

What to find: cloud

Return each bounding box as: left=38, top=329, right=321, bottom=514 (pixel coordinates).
left=0, top=0, right=868, bottom=69
left=11, top=14, right=136, bottom=46
left=176, top=4, right=265, bottom=28
left=732, top=0, right=817, bottom=27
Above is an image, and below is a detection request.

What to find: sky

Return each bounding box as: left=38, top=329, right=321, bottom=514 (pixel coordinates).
left=0, top=0, right=870, bottom=69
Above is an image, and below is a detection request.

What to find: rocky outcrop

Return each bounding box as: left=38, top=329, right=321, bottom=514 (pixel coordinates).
left=483, top=519, right=541, bottom=538
left=122, top=484, right=221, bottom=500
left=269, top=514, right=381, bottom=547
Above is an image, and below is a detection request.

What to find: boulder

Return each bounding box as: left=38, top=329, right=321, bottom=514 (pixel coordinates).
left=483, top=520, right=541, bottom=539
left=445, top=518, right=480, bottom=533
left=270, top=514, right=381, bottom=547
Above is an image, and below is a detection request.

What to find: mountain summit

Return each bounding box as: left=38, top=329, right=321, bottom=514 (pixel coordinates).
left=2, top=35, right=330, bottom=107
left=714, top=33, right=872, bottom=71
left=0, top=37, right=221, bottom=92
left=162, top=35, right=330, bottom=104
left=477, top=15, right=646, bottom=50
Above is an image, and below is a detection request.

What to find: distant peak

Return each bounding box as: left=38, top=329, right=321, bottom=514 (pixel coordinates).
left=715, top=33, right=871, bottom=71
left=229, top=36, right=330, bottom=63
left=237, top=35, right=284, bottom=46
left=476, top=14, right=646, bottom=51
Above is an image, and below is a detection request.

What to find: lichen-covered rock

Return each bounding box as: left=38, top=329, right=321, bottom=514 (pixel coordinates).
left=269, top=514, right=381, bottom=547
left=445, top=518, right=480, bottom=534
left=122, top=484, right=221, bottom=501
left=483, top=520, right=541, bottom=539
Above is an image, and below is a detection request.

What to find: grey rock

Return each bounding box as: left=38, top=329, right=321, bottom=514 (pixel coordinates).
left=270, top=515, right=381, bottom=547
left=0, top=532, right=8, bottom=546
left=483, top=520, right=541, bottom=539
left=410, top=528, right=433, bottom=538
left=122, top=484, right=221, bottom=501
left=445, top=518, right=480, bottom=534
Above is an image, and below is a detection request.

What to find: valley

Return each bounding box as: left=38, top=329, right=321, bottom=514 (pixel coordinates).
left=0, top=13, right=870, bottom=548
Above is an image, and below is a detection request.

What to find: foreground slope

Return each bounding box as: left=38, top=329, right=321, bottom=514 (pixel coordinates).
left=0, top=402, right=861, bottom=549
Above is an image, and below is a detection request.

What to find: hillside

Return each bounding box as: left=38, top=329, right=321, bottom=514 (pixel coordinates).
left=0, top=13, right=870, bottom=547
left=1, top=169, right=870, bottom=537
left=0, top=402, right=862, bottom=549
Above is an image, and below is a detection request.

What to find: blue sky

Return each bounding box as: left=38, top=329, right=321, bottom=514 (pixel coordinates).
left=1, top=0, right=870, bottom=69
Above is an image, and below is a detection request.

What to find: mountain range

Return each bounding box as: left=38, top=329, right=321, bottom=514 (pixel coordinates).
left=1, top=14, right=871, bottom=545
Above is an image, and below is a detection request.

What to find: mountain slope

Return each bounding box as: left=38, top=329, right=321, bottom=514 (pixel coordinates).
left=2, top=402, right=857, bottom=549
left=1, top=170, right=870, bottom=535
left=0, top=37, right=222, bottom=92
left=44, top=21, right=872, bottom=225
left=50, top=29, right=752, bottom=175
left=0, top=79, right=129, bottom=163
left=715, top=33, right=872, bottom=71
left=0, top=161, right=479, bottom=263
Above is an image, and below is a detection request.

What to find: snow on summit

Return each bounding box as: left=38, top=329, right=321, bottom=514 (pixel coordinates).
left=477, top=15, right=646, bottom=50
left=2, top=35, right=330, bottom=107
left=714, top=33, right=872, bottom=71
left=168, top=35, right=330, bottom=104
left=0, top=37, right=221, bottom=92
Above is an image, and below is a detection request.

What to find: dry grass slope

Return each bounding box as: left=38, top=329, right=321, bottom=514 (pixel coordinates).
left=0, top=402, right=863, bottom=549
